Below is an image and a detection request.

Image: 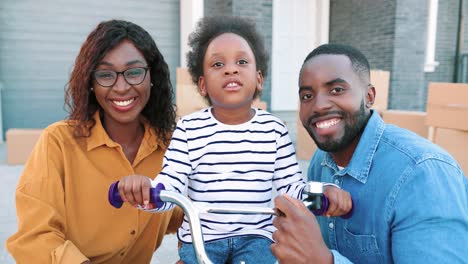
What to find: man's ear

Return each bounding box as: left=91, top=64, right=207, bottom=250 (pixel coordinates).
left=256, top=71, right=264, bottom=92
left=365, top=84, right=376, bottom=108
left=198, top=76, right=207, bottom=96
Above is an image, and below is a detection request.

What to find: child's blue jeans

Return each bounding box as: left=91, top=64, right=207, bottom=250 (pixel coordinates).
left=179, top=236, right=276, bottom=264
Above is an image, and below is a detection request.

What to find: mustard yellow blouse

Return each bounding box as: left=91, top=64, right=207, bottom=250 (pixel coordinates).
left=7, top=112, right=183, bottom=264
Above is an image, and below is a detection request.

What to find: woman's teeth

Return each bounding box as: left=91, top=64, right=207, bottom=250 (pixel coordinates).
left=113, top=98, right=135, bottom=106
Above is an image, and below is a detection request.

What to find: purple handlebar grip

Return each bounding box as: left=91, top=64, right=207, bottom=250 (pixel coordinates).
left=152, top=183, right=165, bottom=208
left=313, top=195, right=354, bottom=219
left=312, top=195, right=329, bottom=216
left=108, top=181, right=123, bottom=208
left=108, top=181, right=166, bottom=209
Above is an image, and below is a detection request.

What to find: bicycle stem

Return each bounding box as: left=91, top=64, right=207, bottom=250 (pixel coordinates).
left=159, top=191, right=213, bottom=264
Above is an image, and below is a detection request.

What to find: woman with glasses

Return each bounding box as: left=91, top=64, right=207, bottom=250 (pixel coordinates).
left=7, top=20, right=183, bottom=264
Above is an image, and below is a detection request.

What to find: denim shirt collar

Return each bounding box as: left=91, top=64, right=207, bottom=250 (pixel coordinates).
left=321, top=110, right=385, bottom=184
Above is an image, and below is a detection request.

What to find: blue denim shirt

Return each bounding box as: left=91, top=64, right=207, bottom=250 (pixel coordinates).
left=307, top=111, right=468, bottom=263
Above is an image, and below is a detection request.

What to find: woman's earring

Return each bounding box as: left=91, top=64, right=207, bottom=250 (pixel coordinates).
left=151, top=83, right=154, bottom=87
left=90, top=87, right=94, bottom=92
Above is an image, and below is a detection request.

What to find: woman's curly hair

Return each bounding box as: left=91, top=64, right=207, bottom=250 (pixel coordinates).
left=64, top=20, right=176, bottom=145
left=186, top=16, right=269, bottom=101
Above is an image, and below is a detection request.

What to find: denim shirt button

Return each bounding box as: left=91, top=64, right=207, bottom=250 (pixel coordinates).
left=334, top=179, right=340, bottom=185
left=329, top=222, right=334, bottom=229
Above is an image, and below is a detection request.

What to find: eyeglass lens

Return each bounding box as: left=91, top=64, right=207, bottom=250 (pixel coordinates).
left=94, top=67, right=147, bottom=87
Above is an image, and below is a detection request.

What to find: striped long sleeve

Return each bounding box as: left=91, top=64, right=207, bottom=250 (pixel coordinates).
left=148, top=107, right=305, bottom=243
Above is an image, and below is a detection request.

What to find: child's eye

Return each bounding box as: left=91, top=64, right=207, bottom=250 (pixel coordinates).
left=212, top=62, right=224, bottom=68
left=238, top=59, right=248, bottom=65
left=331, top=87, right=345, bottom=94
left=300, top=93, right=313, bottom=101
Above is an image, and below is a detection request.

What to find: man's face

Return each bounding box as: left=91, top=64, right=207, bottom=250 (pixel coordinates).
left=298, top=54, right=373, bottom=153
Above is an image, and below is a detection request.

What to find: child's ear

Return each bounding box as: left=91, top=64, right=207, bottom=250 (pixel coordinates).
left=198, top=76, right=207, bottom=96
left=256, top=71, right=264, bottom=91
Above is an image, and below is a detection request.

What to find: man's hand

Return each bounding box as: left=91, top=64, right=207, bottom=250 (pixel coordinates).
left=271, top=194, right=333, bottom=264
left=323, top=185, right=352, bottom=217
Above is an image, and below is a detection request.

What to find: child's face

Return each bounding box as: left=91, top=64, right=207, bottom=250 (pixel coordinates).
left=198, top=33, right=263, bottom=109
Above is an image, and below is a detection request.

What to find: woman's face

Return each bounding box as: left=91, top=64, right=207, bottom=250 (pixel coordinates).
left=92, top=39, right=151, bottom=127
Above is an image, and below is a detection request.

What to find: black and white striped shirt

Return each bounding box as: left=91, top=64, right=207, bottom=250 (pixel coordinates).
left=150, top=107, right=305, bottom=243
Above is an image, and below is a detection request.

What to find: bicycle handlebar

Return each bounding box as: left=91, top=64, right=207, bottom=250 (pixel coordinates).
left=108, top=181, right=353, bottom=263
left=108, top=181, right=353, bottom=218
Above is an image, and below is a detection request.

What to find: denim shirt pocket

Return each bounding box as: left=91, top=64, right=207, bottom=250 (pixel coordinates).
left=342, top=226, right=383, bottom=263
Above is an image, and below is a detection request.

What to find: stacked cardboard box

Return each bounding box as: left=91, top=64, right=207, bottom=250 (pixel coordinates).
left=6, top=129, right=43, bottom=165
left=176, top=67, right=207, bottom=118
left=381, top=110, right=428, bottom=138
left=426, top=82, right=468, bottom=175
left=370, top=70, right=390, bottom=115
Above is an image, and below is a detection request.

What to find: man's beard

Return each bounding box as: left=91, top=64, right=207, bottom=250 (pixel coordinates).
left=305, top=101, right=369, bottom=153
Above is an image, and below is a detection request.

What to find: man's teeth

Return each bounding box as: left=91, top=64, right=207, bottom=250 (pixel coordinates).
left=226, top=82, right=238, bottom=87
left=113, top=98, right=135, bottom=106
left=316, top=119, right=340, bottom=129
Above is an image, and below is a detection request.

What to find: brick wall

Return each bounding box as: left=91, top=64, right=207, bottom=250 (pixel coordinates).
left=329, top=0, right=465, bottom=111
left=204, top=0, right=232, bottom=16
left=390, top=0, right=428, bottom=110
left=232, top=0, right=273, bottom=108
left=424, top=0, right=460, bottom=108
left=329, top=0, right=396, bottom=72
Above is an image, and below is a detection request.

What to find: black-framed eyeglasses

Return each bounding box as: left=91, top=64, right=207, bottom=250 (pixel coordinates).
left=93, top=67, right=149, bottom=87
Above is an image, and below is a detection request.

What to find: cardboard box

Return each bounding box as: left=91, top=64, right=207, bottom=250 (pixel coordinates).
left=426, top=82, right=468, bottom=131
left=425, top=82, right=468, bottom=175
left=6, top=129, right=43, bottom=165
left=432, top=127, right=468, bottom=175
left=370, top=70, right=390, bottom=114
left=382, top=110, right=428, bottom=138
left=176, top=67, right=207, bottom=117
left=296, top=122, right=318, bottom=161
left=175, top=67, right=268, bottom=118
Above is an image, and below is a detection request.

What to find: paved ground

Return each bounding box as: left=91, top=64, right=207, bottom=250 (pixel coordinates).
left=0, top=111, right=308, bottom=263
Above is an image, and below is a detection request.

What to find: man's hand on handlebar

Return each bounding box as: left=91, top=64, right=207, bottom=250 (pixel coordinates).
left=271, top=194, right=333, bottom=264
left=323, top=185, right=352, bottom=217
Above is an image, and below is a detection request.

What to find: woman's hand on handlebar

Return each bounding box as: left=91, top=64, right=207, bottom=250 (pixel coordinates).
left=117, top=175, right=155, bottom=209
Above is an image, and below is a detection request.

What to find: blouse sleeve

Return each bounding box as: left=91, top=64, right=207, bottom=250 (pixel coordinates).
left=6, top=129, right=89, bottom=264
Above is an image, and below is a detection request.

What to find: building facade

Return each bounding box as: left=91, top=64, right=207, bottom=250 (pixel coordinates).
left=330, top=0, right=467, bottom=110
left=0, top=0, right=465, bottom=137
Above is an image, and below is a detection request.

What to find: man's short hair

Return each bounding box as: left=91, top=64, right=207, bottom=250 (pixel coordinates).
left=302, top=43, right=370, bottom=82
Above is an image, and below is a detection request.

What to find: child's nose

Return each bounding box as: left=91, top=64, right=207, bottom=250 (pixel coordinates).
left=224, top=64, right=239, bottom=75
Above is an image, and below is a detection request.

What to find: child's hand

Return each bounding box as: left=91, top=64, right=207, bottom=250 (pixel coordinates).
left=117, top=175, right=154, bottom=209
left=323, top=186, right=352, bottom=217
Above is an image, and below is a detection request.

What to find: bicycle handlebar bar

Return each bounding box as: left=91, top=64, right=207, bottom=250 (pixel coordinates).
left=108, top=181, right=353, bottom=263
